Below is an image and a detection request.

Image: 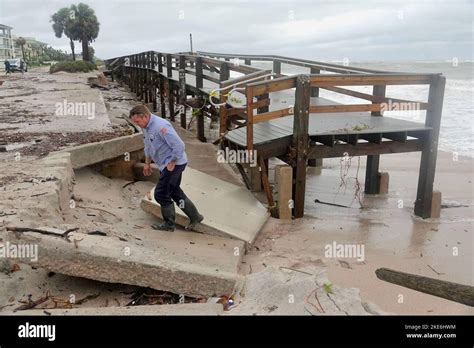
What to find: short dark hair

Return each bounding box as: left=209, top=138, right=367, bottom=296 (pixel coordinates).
left=129, top=105, right=150, bottom=118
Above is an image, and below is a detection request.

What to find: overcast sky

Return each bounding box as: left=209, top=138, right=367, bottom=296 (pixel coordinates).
left=1, top=0, right=472, bottom=61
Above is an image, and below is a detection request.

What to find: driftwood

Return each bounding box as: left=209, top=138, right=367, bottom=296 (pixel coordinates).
left=6, top=226, right=79, bottom=242
left=375, top=268, right=474, bottom=306
left=14, top=292, right=50, bottom=312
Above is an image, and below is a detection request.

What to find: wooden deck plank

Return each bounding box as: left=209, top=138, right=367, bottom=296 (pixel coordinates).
left=225, top=112, right=431, bottom=147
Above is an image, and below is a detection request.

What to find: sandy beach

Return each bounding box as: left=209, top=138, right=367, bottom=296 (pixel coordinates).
left=0, top=67, right=472, bottom=316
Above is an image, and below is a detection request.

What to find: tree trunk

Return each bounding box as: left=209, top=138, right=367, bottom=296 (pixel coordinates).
left=70, top=39, right=76, bottom=61
left=81, top=35, right=89, bottom=62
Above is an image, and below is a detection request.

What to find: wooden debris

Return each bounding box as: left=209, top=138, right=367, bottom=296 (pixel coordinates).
left=6, top=226, right=79, bottom=242
left=14, top=292, right=50, bottom=312
left=376, top=267, right=474, bottom=306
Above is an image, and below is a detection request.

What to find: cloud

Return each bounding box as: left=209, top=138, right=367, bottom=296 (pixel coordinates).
left=0, top=0, right=472, bottom=60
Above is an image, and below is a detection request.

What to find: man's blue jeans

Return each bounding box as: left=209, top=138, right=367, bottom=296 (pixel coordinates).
left=154, top=163, right=188, bottom=207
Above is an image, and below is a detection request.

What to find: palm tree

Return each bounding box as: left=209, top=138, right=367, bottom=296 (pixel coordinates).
left=69, top=3, right=100, bottom=62
left=51, top=7, right=77, bottom=60
left=15, top=37, right=26, bottom=60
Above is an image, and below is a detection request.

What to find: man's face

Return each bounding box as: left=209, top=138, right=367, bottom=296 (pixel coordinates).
left=130, top=114, right=149, bottom=129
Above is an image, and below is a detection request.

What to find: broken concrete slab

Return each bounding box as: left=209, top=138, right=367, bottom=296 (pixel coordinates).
left=141, top=167, right=269, bottom=245
left=9, top=303, right=224, bottom=316
left=229, top=266, right=385, bottom=315
left=59, top=133, right=144, bottom=169
left=4, top=229, right=244, bottom=298
left=0, top=152, right=74, bottom=227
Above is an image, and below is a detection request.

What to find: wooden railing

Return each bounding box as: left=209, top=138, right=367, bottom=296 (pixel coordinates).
left=244, top=72, right=442, bottom=152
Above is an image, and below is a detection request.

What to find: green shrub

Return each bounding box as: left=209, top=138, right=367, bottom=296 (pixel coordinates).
left=49, top=60, right=97, bottom=74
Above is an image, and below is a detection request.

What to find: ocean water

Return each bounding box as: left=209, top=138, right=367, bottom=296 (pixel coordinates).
left=242, top=60, right=474, bottom=158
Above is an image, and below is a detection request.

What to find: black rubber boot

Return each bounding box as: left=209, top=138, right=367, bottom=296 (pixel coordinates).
left=180, top=198, right=204, bottom=231
left=151, top=203, right=176, bottom=232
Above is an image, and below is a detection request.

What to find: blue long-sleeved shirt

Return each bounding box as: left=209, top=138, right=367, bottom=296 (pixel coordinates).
left=143, top=114, right=187, bottom=171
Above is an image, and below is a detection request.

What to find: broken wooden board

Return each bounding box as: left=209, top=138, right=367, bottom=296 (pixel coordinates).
left=141, top=167, right=269, bottom=246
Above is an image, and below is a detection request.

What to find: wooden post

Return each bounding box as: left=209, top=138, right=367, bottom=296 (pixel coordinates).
left=219, top=62, right=230, bottom=136
left=179, top=55, right=187, bottom=129
left=195, top=57, right=206, bottom=142
left=159, top=75, right=166, bottom=118
left=259, top=156, right=277, bottom=217
left=157, top=53, right=163, bottom=73
left=135, top=55, right=140, bottom=97
left=129, top=56, right=134, bottom=93
left=169, top=83, right=175, bottom=122
left=195, top=57, right=203, bottom=90
left=310, top=67, right=320, bottom=97
left=140, top=53, right=145, bottom=100
left=415, top=75, right=446, bottom=218
left=246, top=86, right=254, bottom=153
left=151, top=52, right=157, bottom=111
left=275, top=164, right=293, bottom=220
left=166, top=54, right=172, bottom=78
left=246, top=85, right=260, bottom=191
left=292, top=74, right=310, bottom=218
left=273, top=60, right=281, bottom=75
left=244, top=58, right=251, bottom=65
left=365, top=85, right=386, bottom=194
left=144, top=53, right=150, bottom=104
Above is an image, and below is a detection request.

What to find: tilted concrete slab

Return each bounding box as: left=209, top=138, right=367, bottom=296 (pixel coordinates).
left=59, top=133, right=144, bottom=169
left=8, top=303, right=224, bottom=316
left=4, top=230, right=245, bottom=298
left=141, top=167, right=270, bottom=246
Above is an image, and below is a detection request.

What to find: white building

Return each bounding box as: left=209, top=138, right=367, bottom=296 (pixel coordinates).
left=0, top=24, right=15, bottom=68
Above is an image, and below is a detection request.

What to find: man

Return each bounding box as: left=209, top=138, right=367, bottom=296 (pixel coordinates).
left=4, top=60, right=11, bottom=75
left=129, top=105, right=203, bottom=231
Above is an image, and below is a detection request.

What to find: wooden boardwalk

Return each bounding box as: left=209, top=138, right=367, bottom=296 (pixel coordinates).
left=105, top=50, right=445, bottom=220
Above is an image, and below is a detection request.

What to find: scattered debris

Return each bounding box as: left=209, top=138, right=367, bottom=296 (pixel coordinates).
left=427, top=264, right=445, bottom=276
left=14, top=292, right=50, bottom=312
left=87, top=230, right=107, bottom=236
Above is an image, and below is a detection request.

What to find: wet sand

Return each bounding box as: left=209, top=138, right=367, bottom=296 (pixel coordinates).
left=245, top=151, right=473, bottom=314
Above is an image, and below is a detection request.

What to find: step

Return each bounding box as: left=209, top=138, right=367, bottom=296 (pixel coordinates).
left=141, top=167, right=269, bottom=246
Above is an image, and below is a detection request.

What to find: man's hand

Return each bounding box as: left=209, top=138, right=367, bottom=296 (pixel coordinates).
left=166, top=160, right=176, bottom=172
left=143, top=163, right=153, bottom=176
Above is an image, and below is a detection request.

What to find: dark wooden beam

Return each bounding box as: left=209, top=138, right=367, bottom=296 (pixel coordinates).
left=310, top=67, right=320, bottom=97
left=365, top=84, right=386, bottom=194
left=273, top=60, right=281, bottom=75
left=166, top=54, right=173, bottom=78
left=259, top=156, right=277, bottom=217
left=415, top=75, right=446, bottom=218
left=219, top=62, right=230, bottom=135
left=292, top=75, right=310, bottom=218
left=307, top=139, right=424, bottom=159
left=179, top=55, right=187, bottom=129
